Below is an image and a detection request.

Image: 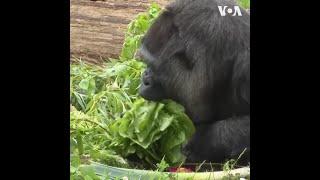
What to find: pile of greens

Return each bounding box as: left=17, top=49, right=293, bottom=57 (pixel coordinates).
left=108, top=99, right=194, bottom=166
left=70, top=3, right=195, bottom=178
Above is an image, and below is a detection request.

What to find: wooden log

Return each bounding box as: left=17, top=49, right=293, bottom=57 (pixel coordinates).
left=71, top=0, right=169, bottom=64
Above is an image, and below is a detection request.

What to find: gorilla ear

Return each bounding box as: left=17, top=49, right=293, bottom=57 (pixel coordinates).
left=174, top=50, right=194, bottom=70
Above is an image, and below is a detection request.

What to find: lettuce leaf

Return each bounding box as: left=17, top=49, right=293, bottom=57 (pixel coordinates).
left=108, top=98, right=195, bottom=165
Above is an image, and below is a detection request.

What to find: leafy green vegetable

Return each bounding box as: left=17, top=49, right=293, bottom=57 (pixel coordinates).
left=108, top=98, right=195, bottom=165
left=120, top=3, right=161, bottom=61
left=237, top=0, right=250, bottom=9
left=156, top=157, right=170, bottom=172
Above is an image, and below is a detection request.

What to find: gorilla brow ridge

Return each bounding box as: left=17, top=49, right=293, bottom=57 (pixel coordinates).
left=139, top=44, right=157, bottom=65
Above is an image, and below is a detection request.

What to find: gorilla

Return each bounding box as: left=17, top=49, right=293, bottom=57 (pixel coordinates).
left=138, top=0, right=250, bottom=165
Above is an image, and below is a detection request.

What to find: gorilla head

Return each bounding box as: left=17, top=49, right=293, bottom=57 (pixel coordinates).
left=138, top=0, right=250, bottom=164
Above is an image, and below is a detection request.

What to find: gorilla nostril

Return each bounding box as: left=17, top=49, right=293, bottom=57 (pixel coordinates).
left=143, top=76, right=151, bottom=86
left=142, top=69, right=153, bottom=86
left=143, top=75, right=152, bottom=86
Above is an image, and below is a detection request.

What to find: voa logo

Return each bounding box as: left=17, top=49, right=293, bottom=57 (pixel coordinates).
left=218, top=6, right=242, bottom=16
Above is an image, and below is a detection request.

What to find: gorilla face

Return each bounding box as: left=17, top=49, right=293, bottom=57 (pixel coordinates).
left=138, top=0, right=250, bottom=124
left=138, top=10, right=190, bottom=103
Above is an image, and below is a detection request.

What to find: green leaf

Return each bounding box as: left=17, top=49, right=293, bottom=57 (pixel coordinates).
left=71, top=154, right=81, bottom=167
left=158, top=112, right=174, bottom=131
left=237, top=0, right=250, bottom=9
left=79, top=166, right=100, bottom=180
left=70, top=166, right=77, bottom=174
left=79, top=79, right=89, bottom=90
left=76, top=131, right=84, bottom=156
left=87, top=78, right=96, bottom=95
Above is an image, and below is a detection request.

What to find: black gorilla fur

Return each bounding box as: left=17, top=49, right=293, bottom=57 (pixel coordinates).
left=138, top=0, right=250, bottom=165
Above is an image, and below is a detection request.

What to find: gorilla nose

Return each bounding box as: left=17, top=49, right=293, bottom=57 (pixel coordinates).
left=143, top=80, right=150, bottom=86
left=142, top=69, right=152, bottom=86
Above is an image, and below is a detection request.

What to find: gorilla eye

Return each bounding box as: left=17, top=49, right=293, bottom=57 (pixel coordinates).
left=174, top=51, right=194, bottom=69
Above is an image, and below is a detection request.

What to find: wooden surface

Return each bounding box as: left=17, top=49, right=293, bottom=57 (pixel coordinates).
left=71, top=0, right=169, bottom=64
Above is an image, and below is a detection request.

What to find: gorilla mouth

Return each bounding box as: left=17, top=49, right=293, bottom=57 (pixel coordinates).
left=139, top=82, right=166, bottom=101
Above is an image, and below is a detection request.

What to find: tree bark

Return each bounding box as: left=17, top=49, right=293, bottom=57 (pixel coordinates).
left=71, top=0, right=169, bottom=64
